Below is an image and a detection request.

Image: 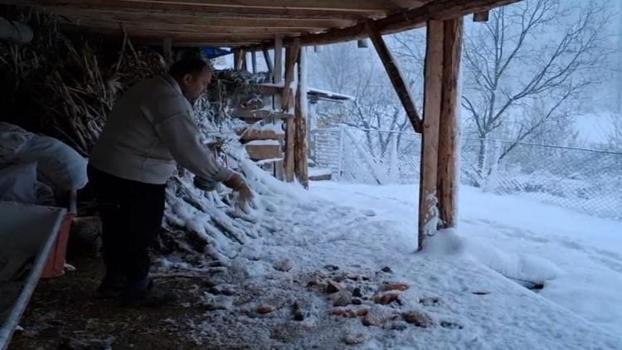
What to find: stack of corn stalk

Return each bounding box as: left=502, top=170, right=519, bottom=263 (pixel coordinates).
left=0, top=7, right=283, bottom=271
left=0, top=8, right=166, bottom=156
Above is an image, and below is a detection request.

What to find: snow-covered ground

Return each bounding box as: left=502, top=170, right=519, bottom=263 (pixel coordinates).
left=180, top=168, right=622, bottom=349
left=311, top=181, right=622, bottom=341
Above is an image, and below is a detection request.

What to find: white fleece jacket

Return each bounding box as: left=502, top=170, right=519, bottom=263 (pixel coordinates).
left=90, top=74, right=233, bottom=185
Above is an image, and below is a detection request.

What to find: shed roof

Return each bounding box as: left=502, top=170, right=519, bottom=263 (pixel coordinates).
left=6, top=0, right=517, bottom=48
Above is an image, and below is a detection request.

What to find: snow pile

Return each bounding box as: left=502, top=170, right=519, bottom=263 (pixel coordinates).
left=420, top=229, right=466, bottom=257
left=466, top=239, right=562, bottom=284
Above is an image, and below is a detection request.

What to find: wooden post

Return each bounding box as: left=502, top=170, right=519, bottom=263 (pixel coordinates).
left=272, top=36, right=283, bottom=111
left=242, top=50, right=249, bottom=72
left=234, top=48, right=246, bottom=71
left=262, top=48, right=273, bottom=77
left=162, top=38, right=173, bottom=64
left=281, top=40, right=300, bottom=182
left=437, top=18, right=463, bottom=229
left=366, top=21, right=423, bottom=133
left=251, top=50, right=257, bottom=73
left=273, top=36, right=283, bottom=84
left=294, top=45, right=309, bottom=188
left=418, top=20, right=444, bottom=250
left=281, top=43, right=300, bottom=111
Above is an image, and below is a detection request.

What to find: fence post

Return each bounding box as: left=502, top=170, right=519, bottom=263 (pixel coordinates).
left=338, top=126, right=345, bottom=179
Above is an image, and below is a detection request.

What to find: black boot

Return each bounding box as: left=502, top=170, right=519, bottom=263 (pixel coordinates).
left=96, top=273, right=126, bottom=299
left=120, top=278, right=177, bottom=307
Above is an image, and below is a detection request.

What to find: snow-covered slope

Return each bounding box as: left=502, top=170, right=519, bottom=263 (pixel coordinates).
left=170, top=179, right=621, bottom=349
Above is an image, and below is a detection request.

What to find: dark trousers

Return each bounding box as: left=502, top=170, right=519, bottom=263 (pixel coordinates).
left=87, top=165, right=166, bottom=284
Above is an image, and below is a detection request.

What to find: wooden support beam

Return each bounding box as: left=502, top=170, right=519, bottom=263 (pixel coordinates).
left=243, top=51, right=249, bottom=72
left=273, top=36, right=283, bottom=84
left=251, top=50, right=257, bottom=73
left=49, top=8, right=356, bottom=28
left=294, top=45, right=309, bottom=188
left=418, top=20, right=444, bottom=250
left=60, top=16, right=320, bottom=34
left=281, top=42, right=300, bottom=112
left=233, top=49, right=240, bottom=69
left=437, top=18, right=463, bottom=229
left=281, top=43, right=299, bottom=183
left=162, top=37, right=172, bottom=64
left=230, top=109, right=293, bottom=121
left=366, top=20, right=422, bottom=133
left=473, top=11, right=490, bottom=22
left=234, top=48, right=246, bottom=70
left=15, top=0, right=391, bottom=18
left=262, top=48, right=273, bottom=77
left=272, top=35, right=284, bottom=110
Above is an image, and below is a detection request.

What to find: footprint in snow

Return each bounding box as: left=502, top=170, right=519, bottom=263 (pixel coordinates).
left=440, top=321, right=464, bottom=330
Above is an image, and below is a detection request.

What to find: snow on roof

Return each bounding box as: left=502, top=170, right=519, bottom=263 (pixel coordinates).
left=307, top=87, right=355, bottom=102
left=257, top=83, right=354, bottom=103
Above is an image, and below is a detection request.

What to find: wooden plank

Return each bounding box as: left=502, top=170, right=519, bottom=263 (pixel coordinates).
left=418, top=20, right=444, bottom=250
left=14, top=0, right=392, bottom=18
left=60, top=25, right=291, bottom=43
left=237, top=128, right=285, bottom=143
left=366, top=20, right=422, bottom=133
left=62, top=18, right=318, bottom=34
left=14, top=0, right=516, bottom=48
left=280, top=39, right=296, bottom=182
left=50, top=8, right=356, bottom=28
left=245, top=143, right=282, bottom=161
left=142, top=41, right=259, bottom=47
left=111, top=0, right=396, bottom=12
left=473, top=11, right=490, bottom=22
left=68, top=25, right=299, bottom=38
left=437, top=18, right=463, bottom=229
left=256, top=84, right=282, bottom=96
left=294, top=45, right=309, bottom=188
left=230, top=109, right=293, bottom=120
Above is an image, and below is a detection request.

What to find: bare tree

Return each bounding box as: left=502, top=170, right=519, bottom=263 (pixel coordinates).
left=607, top=113, right=622, bottom=151
left=459, top=0, right=608, bottom=184
left=309, top=43, right=413, bottom=159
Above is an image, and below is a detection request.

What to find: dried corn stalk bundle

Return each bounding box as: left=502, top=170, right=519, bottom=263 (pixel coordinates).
left=0, top=7, right=281, bottom=272
left=0, top=8, right=165, bottom=155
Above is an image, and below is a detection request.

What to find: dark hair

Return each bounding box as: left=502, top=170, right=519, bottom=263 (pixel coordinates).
left=168, top=57, right=210, bottom=78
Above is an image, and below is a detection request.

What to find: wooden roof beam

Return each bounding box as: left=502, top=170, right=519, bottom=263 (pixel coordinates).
left=112, top=0, right=399, bottom=12
left=5, top=0, right=391, bottom=19
left=248, top=0, right=521, bottom=50
left=63, top=26, right=281, bottom=45
left=51, top=9, right=356, bottom=28
left=64, top=20, right=318, bottom=35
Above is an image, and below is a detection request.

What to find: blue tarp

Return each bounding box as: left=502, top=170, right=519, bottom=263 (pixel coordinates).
left=201, top=47, right=232, bottom=59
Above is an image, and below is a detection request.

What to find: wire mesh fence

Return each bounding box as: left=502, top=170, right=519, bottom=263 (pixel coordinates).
left=310, top=126, right=622, bottom=220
